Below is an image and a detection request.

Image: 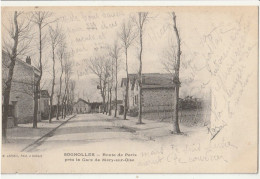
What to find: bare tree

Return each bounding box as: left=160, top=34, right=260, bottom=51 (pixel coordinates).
left=109, top=41, right=121, bottom=117
left=118, top=20, right=136, bottom=120
left=161, top=12, right=181, bottom=134
left=62, top=56, right=73, bottom=118
left=171, top=12, right=181, bottom=133
left=108, top=56, right=115, bottom=116
left=68, top=80, right=76, bottom=114
left=56, top=34, right=66, bottom=120
left=106, top=72, right=110, bottom=115
left=48, top=24, right=62, bottom=123
left=87, top=55, right=110, bottom=113
left=2, top=11, right=32, bottom=141
left=133, top=12, right=148, bottom=124
left=30, top=11, right=57, bottom=128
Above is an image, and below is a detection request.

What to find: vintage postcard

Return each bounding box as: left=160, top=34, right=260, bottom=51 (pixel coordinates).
left=1, top=5, right=258, bottom=173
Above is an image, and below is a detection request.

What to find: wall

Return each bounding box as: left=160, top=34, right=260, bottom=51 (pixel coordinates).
left=40, top=97, right=49, bottom=118
left=73, top=101, right=91, bottom=113
left=9, top=60, right=35, bottom=123
left=142, top=88, right=175, bottom=112
left=129, top=80, right=139, bottom=108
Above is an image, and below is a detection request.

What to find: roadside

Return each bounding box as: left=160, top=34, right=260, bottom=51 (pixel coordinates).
left=103, top=113, right=210, bottom=144
left=2, top=115, right=76, bottom=152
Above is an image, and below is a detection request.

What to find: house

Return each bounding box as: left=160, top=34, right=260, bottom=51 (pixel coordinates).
left=90, top=102, right=102, bottom=113
left=73, top=98, right=91, bottom=114
left=39, top=90, right=50, bottom=119
left=2, top=51, right=40, bottom=126
left=121, top=73, right=178, bottom=114
left=111, top=99, right=123, bottom=115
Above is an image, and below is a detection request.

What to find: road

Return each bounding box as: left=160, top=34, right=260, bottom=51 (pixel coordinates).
left=24, top=113, right=149, bottom=152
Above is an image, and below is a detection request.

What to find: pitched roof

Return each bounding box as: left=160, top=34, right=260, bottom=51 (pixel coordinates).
left=2, top=50, right=40, bottom=73
left=76, top=98, right=90, bottom=104
left=121, top=73, right=178, bottom=89
left=121, top=74, right=136, bottom=87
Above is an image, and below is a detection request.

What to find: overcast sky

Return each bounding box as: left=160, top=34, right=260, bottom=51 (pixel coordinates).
left=2, top=6, right=257, bottom=102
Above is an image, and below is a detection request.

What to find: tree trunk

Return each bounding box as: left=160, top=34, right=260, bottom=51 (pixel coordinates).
left=49, top=47, right=55, bottom=123
left=63, top=101, right=66, bottom=118
left=33, top=24, right=43, bottom=128
left=56, top=96, right=60, bottom=120
left=114, top=57, right=118, bottom=118
left=61, top=101, right=64, bottom=118
left=173, top=86, right=181, bottom=133
left=2, top=11, right=19, bottom=142
left=56, top=64, right=63, bottom=120
left=106, top=82, right=109, bottom=115
left=123, top=50, right=129, bottom=120
left=61, top=94, right=66, bottom=119
left=33, top=84, right=39, bottom=128
left=49, top=98, right=53, bottom=122
left=138, top=25, right=143, bottom=124
left=109, top=59, right=113, bottom=116
left=171, top=12, right=181, bottom=133
left=102, top=96, right=106, bottom=114
left=138, top=85, right=143, bottom=123
left=109, top=87, right=112, bottom=116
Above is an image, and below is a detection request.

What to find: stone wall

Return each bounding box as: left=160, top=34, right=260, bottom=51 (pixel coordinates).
left=142, top=88, right=175, bottom=112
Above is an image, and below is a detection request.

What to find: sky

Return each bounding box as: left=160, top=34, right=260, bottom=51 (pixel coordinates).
left=2, top=6, right=257, bottom=102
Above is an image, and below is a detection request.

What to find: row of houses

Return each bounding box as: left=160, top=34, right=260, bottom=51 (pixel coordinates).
left=72, top=73, right=180, bottom=116
left=3, top=47, right=206, bottom=126
left=73, top=73, right=178, bottom=116
left=2, top=51, right=50, bottom=127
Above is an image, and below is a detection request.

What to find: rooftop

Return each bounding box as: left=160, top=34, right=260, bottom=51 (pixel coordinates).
left=2, top=50, right=40, bottom=73
left=76, top=98, right=90, bottom=104
left=121, top=73, right=178, bottom=89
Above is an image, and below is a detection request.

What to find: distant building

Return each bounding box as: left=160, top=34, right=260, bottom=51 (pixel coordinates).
left=111, top=99, right=123, bottom=115
left=90, top=102, right=102, bottom=113
left=39, top=90, right=50, bottom=119
left=121, top=73, right=178, bottom=114
left=73, top=98, right=91, bottom=114
left=2, top=51, right=40, bottom=126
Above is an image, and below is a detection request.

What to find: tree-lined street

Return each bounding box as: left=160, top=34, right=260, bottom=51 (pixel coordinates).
left=1, top=113, right=208, bottom=153
left=22, top=114, right=146, bottom=152
left=2, top=8, right=211, bottom=149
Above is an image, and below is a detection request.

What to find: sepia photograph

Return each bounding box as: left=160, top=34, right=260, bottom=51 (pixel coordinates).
left=1, top=5, right=258, bottom=173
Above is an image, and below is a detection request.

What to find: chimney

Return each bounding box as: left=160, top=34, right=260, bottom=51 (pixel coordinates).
left=26, top=56, right=31, bottom=65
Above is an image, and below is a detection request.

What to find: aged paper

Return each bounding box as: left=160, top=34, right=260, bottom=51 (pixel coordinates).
left=1, top=6, right=258, bottom=173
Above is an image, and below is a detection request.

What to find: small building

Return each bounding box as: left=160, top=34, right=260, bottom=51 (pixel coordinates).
left=73, top=98, right=91, bottom=114
left=39, top=90, right=50, bottom=119
left=111, top=100, right=123, bottom=115
left=2, top=51, right=40, bottom=126
left=90, top=102, right=102, bottom=113
left=121, top=73, right=178, bottom=115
